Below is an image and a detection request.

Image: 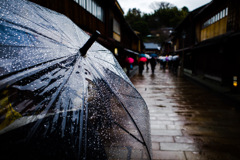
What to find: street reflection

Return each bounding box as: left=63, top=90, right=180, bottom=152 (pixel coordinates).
left=132, top=67, right=240, bottom=160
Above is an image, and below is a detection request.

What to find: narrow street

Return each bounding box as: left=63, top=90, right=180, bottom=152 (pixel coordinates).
left=131, top=65, right=240, bottom=160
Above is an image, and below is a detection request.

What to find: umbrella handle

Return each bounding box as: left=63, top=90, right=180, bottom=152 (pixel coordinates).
left=80, top=30, right=100, bottom=56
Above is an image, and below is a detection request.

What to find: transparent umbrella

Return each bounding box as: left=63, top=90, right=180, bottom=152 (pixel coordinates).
left=0, top=0, right=151, bottom=159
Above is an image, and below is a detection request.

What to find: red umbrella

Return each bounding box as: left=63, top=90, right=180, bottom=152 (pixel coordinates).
left=126, top=57, right=134, bottom=64
left=139, top=57, right=147, bottom=62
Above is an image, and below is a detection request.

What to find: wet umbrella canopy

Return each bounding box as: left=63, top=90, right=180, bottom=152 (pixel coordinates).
left=126, top=57, right=134, bottom=64
left=138, top=53, right=146, bottom=58
left=150, top=53, right=158, bottom=58
left=139, top=57, right=148, bottom=63
left=0, top=0, right=151, bottom=159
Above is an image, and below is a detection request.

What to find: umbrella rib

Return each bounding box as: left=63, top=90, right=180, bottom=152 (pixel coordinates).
left=88, top=62, right=151, bottom=158
left=31, top=2, right=82, bottom=48
left=118, top=93, right=142, bottom=99
left=113, top=121, right=145, bottom=145
left=92, top=55, right=118, bottom=67
left=0, top=55, right=71, bottom=89
left=26, top=55, right=79, bottom=141
left=97, top=68, right=152, bottom=159
left=102, top=68, right=149, bottom=109
left=90, top=64, right=146, bottom=140
left=78, top=93, right=85, bottom=159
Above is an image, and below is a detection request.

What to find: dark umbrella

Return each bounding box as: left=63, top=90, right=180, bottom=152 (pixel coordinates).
left=150, top=53, right=158, bottom=58
left=0, top=0, right=152, bottom=159
left=138, top=53, right=146, bottom=57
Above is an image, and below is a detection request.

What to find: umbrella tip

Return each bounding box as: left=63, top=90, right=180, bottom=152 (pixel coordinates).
left=80, top=30, right=101, bottom=57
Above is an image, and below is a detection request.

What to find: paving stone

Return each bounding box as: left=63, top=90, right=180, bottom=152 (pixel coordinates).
left=150, top=124, right=167, bottom=129
left=174, top=136, right=195, bottom=143
left=151, top=135, right=174, bottom=143
left=152, top=142, right=160, bottom=150
left=152, top=151, right=186, bottom=160
left=167, top=124, right=183, bottom=130
left=160, top=142, right=199, bottom=151
left=151, top=121, right=174, bottom=125
left=151, top=129, right=183, bottom=136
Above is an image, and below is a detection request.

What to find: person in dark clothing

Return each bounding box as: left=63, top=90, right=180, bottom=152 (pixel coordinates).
left=139, top=61, right=144, bottom=75
left=162, top=59, right=166, bottom=72
left=149, top=57, right=157, bottom=74
left=146, top=59, right=149, bottom=71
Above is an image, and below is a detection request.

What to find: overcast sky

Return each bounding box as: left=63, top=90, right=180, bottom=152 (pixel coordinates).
left=118, top=0, right=212, bottom=14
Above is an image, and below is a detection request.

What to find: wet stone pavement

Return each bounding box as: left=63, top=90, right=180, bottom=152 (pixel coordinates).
left=131, top=65, right=240, bottom=160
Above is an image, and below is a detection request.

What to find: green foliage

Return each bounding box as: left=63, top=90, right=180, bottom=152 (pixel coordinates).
left=125, top=8, right=150, bottom=37
left=124, top=2, right=189, bottom=43
left=147, top=2, right=189, bottom=29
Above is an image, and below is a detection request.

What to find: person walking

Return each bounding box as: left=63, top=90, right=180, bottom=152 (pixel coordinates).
left=149, top=57, right=157, bottom=74
left=125, top=56, right=134, bottom=76
left=146, top=59, right=149, bottom=71
left=139, top=61, right=145, bottom=75
left=138, top=57, right=147, bottom=75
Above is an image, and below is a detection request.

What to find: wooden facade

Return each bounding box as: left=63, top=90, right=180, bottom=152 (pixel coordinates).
left=29, top=0, right=143, bottom=68
left=171, top=0, right=240, bottom=91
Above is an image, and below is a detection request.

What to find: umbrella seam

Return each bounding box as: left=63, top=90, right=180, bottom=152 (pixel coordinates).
left=26, top=54, right=79, bottom=141
left=88, top=63, right=151, bottom=159
left=0, top=56, right=71, bottom=89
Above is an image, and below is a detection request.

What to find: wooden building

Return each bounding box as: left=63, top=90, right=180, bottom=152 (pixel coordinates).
left=171, top=0, right=240, bottom=91
left=29, top=0, right=143, bottom=68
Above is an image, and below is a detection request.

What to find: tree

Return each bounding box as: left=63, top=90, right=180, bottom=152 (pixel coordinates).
left=131, top=21, right=149, bottom=37
left=182, top=6, right=189, bottom=13
left=148, top=2, right=189, bottom=28
left=125, top=8, right=150, bottom=37
left=125, top=8, right=142, bottom=24
left=181, top=6, right=189, bottom=18
left=150, top=2, right=174, bottom=11
left=124, top=2, right=189, bottom=43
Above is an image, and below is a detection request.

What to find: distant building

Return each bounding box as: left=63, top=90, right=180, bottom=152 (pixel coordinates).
left=144, top=43, right=161, bottom=55
left=171, top=0, right=240, bottom=91
left=159, top=40, right=173, bottom=56
left=29, top=0, right=144, bottom=68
